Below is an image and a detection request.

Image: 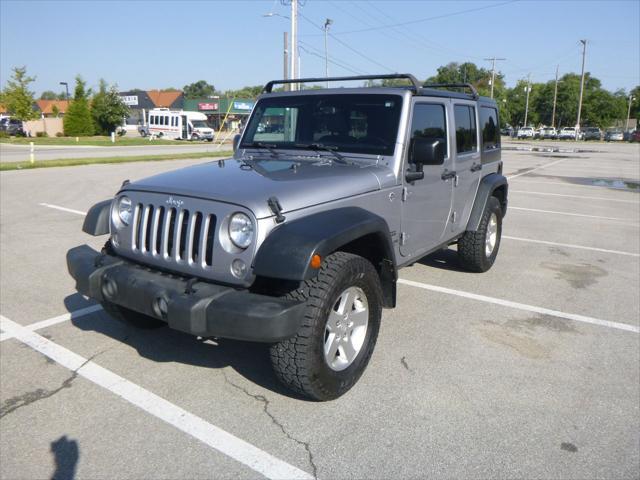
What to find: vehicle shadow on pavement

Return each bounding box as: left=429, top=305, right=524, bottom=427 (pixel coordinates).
left=63, top=294, right=304, bottom=400
left=417, top=248, right=470, bottom=272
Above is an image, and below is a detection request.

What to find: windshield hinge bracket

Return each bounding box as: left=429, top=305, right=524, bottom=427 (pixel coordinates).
left=268, top=196, right=286, bottom=224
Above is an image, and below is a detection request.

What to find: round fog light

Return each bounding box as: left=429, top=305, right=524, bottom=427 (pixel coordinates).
left=231, top=259, right=247, bottom=279
left=101, top=277, right=117, bottom=299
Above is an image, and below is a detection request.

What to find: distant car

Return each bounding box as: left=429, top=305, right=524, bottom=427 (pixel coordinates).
left=630, top=130, right=640, bottom=142
left=539, top=127, right=557, bottom=139
left=582, top=127, right=602, bottom=141
left=604, top=129, right=624, bottom=141
left=558, top=127, right=580, bottom=140
left=517, top=126, right=535, bottom=139
left=501, top=125, right=514, bottom=137
left=1, top=118, right=25, bottom=136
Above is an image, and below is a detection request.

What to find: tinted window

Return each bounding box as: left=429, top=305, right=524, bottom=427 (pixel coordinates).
left=409, top=103, right=447, bottom=157
left=242, top=94, right=403, bottom=156
left=454, top=105, right=477, bottom=154
left=480, top=106, right=499, bottom=150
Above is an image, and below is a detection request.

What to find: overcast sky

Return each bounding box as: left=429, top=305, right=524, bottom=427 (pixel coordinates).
left=1, top=0, right=638, bottom=95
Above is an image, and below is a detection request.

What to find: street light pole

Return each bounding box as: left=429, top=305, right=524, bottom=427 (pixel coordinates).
left=283, top=31, right=289, bottom=91
left=627, top=95, right=636, bottom=131
left=551, top=64, right=559, bottom=128
left=323, top=18, right=333, bottom=88
left=59, top=81, right=69, bottom=101
left=290, top=0, right=298, bottom=91
left=576, top=39, right=587, bottom=138
left=524, top=73, right=531, bottom=127
left=484, top=56, right=506, bottom=99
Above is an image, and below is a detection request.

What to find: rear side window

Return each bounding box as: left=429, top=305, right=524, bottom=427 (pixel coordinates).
left=454, top=105, right=477, bottom=154
left=409, top=103, right=448, bottom=157
left=480, top=106, right=499, bottom=150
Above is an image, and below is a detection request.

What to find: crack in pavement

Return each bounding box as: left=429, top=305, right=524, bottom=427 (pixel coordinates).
left=222, top=372, right=318, bottom=479
left=400, top=356, right=411, bottom=371
left=0, top=350, right=105, bottom=419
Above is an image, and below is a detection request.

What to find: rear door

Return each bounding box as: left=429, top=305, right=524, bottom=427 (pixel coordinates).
left=400, top=98, right=454, bottom=258
left=449, top=102, right=481, bottom=235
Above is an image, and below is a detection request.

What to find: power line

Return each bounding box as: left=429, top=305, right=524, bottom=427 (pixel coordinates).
left=298, top=40, right=369, bottom=76
left=298, top=10, right=396, bottom=73
left=300, top=0, right=519, bottom=37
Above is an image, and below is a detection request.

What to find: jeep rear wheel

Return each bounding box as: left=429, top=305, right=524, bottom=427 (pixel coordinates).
left=457, top=196, right=503, bottom=272
left=270, top=252, right=382, bottom=401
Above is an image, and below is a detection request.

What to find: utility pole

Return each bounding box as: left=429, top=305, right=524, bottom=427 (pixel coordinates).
left=627, top=94, right=636, bottom=131
left=551, top=65, right=559, bottom=128
left=283, top=32, right=289, bottom=91
left=484, top=57, right=506, bottom=99
left=290, top=0, right=298, bottom=91
left=524, top=73, right=532, bottom=127
left=323, top=18, right=333, bottom=88
left=576, top=39, right=587, bottom=138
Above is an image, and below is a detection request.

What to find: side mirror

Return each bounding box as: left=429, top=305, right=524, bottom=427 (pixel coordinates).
left=405, top=137, right=445, bottom=182
left=233, top=134, right=241, bottom=152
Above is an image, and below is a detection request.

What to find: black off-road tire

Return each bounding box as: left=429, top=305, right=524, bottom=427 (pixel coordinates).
left=270, top=252, right=383, bottom=401
left=101, top=302, right=166, bottom=329
left=457, top=196, right=503, bottom=273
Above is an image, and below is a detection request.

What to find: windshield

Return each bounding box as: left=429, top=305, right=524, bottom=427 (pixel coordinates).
left=241, top=93, right=403, bottom=156
left=191, top=120, right=208, bottom=128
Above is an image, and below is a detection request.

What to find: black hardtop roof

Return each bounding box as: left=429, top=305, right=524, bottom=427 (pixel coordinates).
left=262, top=73, right=496, bottom=105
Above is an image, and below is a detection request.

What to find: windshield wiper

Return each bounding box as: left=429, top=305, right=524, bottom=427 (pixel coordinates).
left=246, top=142, right=280, bottom=158
left=294, top=143, right=347, bottom=164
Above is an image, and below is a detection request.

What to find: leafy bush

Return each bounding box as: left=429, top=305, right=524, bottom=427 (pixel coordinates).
left=35, top=131, right=48, bottom=137
left=56, top=132, right=64, bottom=137
left=63, top=76, right=94, bottom=136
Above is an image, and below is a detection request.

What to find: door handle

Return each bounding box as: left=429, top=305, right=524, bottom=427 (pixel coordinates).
left=470, top=163, right=482, bottom=172
left=441, top=170, right=456, bottom=181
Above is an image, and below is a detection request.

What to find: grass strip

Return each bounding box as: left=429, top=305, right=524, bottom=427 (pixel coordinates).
left=0, top=151, right=232, bottom=171
left=0, top=136, right=224, bottom=147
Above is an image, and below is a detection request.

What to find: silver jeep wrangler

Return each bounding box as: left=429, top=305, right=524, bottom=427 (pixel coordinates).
left=68, top=74, right=507, bottom=400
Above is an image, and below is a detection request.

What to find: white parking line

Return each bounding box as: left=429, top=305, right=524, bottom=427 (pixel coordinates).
left=39, top=203, right=86, bottom=216
left=0, top=315, right=314, bottom=480
left=509, top=179, right=639, bottom=190
left=510, top=190, right=639, bottom=204
left=509, top=206, right=636, bottom=223
left=506, top=158, right=567, bottom=179
left=502, top=235, right=640, bottom=257
left=397, top=279, right=639, bottom=333
left=0, top=304, right=103, bottom=342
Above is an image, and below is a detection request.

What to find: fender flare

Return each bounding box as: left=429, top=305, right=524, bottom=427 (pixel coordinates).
left=253, top=207, right=396, bottom=282
left=82, top=199, right=112, bottom=236
left=466, top=173, right=508, bottom=232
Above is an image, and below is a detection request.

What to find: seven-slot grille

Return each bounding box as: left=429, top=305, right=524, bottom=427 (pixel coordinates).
left=131, top=203, right=216, bottom=267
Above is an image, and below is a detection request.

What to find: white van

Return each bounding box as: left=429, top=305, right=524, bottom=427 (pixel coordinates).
left=140, top=108, right=215, bottom=141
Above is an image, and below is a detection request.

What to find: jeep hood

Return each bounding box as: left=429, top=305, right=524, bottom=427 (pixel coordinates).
left=123, top=156, right=389, bottom=219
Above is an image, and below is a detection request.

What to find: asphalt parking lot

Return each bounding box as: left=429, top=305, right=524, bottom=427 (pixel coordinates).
left=1, top=140, right=639, bottom=479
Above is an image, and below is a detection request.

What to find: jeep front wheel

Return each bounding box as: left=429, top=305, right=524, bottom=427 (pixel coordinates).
left=457, top=196, right=502, bottom=272
left=270, top=252, right=382, bottom=401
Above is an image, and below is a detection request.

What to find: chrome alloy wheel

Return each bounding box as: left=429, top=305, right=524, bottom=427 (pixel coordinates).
left=324, top=286, right=369, bottom=372
left=485, top=212, right=498, bottom=257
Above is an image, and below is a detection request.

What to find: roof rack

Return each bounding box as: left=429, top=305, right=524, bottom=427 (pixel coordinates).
left=262, top=74, right=421, bottom=93
left=422, top=83, right=479, bottom=99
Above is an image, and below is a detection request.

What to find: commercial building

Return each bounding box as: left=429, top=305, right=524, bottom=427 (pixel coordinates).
left=182, top=98, right=255, bottom=131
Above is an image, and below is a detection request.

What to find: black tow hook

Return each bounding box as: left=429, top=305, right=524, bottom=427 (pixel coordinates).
left=184, top=278, right=198, bottom=295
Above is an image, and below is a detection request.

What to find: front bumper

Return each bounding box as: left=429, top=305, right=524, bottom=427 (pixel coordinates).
left=66, top=245, right=305, bottom=342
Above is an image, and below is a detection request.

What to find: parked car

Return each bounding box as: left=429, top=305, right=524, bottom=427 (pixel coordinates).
left=0, top=118, right=25, bottom=136
left=582, top=127, right=602, bottom=141
left=558, top=127, right=581, bottom=140
left=517, top=126, right=535, bottom=139
left=538, top=127, right=557, bottom=139
left=629, top=130, right=640, bottom=142
left=500, top=125, right=514, bottom=137
left=66, top=74, right=508, bottom=401
left=604, top=129, right=624, bottom=141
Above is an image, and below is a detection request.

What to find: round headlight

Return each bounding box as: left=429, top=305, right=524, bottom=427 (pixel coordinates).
left=116, top=196, right=133, bottom=226
left=228, top=212, right=254, bottom=249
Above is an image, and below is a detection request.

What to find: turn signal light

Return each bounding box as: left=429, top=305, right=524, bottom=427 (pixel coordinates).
left=310, top=254, right=322, bottom=269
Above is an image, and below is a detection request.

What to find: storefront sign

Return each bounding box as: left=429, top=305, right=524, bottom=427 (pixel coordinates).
left=198, top=102, right=218, bottom=111
left=233, top=101, right=254, bottom=111
left=120, top=95, right=139, bottom=106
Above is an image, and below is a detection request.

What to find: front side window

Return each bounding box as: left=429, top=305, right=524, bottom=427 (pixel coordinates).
left=480, top=106, right=499, bottom=150
left=454, top=105, right=477, bottom=154
left=241, top=94, right=403, bottom=156
left=409, top=103, right=448, bottom=158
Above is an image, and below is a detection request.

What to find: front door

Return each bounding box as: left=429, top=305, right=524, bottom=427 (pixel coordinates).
left=181, top=115, right=188, bottom=139
left=400, top=99, right=454, bottom=258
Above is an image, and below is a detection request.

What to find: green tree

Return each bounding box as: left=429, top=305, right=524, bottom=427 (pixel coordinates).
left=628, top=86, right=640, bottom=126
left=51, top=104, right=60, bottom=117
left=223, top=85, right=263, bottom=99
left=63, top=76, right=94, bottom=136
left=183, top=80, right=216, bottom=99
left=40, top=90, right=67, bottom=100
left=91, top=79, right=129, bottom=135
left=0, top=66, right=38, bottom=121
